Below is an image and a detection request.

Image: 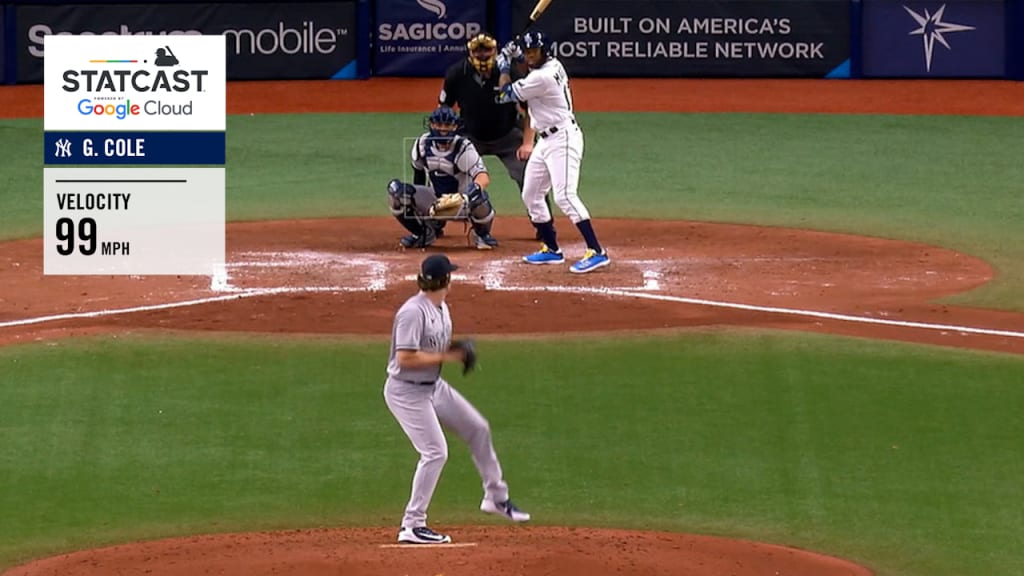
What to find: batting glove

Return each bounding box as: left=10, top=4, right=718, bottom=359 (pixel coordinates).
left=496, top=53, right=511, bottom=75
left=501, top=40, right=523, bottom=62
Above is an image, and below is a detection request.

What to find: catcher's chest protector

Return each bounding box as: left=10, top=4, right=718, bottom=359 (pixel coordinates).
left=420, top=137, right=468, bottom=195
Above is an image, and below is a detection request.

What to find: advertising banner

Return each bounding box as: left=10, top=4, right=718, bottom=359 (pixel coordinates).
left=1, top=7, right=6, bottom=84
left=374, top=0, right=486, bottom=77
left=1013, top=0, right=1024, bottom=79
left=16, top=2, right=358, bottom=83
left=862, top=0, right=1005, bottom=78
left=510, top=0, right=850, bottom=78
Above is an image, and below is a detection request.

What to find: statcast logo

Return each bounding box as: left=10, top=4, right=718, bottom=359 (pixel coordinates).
left=378, top=0, right=482, bottom=41
left=28, top=24, right=201, bottom=57
left=62, top=46, right=209, bottom=93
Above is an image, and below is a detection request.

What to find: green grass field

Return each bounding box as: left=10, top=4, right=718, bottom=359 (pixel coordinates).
left=3, top=112, right=1023, bottom=307
left=1, top=112, right=1023, bottom=576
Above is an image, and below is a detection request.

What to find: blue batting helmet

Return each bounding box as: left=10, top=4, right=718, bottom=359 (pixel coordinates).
left=519, top=31, right=553, bottom=59
left=424, top=106, right=463, bottom=146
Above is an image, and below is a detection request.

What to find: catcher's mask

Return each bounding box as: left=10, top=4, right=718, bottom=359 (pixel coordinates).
left=520, top=31, right=553, bottom=68
left=466, top=33, right=497, bottom=76
left=424, top=106, right=463, bottom=150
left=418, top=254, right=459, bottom=292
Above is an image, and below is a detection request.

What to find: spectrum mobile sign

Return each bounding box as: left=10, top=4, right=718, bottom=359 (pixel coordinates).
left=44, top=35, right=225, bottom=132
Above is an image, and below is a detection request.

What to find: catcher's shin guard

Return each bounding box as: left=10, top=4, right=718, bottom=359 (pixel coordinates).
left=469, top=208, right=498, bottom=250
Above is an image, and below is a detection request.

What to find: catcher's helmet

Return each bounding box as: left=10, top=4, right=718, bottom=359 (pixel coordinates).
left=520, top=31, right=553, bottom=62
left=424, top=106, right=463, bottom=147
left=466, top=33, right=498, bottom=75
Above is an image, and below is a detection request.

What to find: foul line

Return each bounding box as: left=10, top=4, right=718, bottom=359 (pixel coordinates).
left=488, top=285, right=1024, bottom=339
left=0, top=287, right=357, bottom=329
left=2, top=268, right=1021, bottom=340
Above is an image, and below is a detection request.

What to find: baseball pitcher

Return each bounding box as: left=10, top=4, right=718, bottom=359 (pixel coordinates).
left=385, top=254, right=530, bottom=545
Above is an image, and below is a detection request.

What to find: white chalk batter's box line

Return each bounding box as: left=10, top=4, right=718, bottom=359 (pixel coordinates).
left=218, top=253, right=662, bottom=293
left=1, top=253, right=1021, bottom=340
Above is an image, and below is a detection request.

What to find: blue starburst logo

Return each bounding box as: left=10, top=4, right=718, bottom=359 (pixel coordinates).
left=904, top=4, right=976, bottom=72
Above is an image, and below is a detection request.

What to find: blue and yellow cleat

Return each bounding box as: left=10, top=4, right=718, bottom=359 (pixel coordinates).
left=523, top=245, right=565, bottom=265
left=569, top=249, right=610, bottom=274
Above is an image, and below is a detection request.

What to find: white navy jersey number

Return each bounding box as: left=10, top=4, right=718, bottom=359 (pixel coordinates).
left=553, top=68, right=573, bottom=113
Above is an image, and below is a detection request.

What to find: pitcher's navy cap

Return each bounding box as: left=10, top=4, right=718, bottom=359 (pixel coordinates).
left=421, top=254, right=458, bottom=280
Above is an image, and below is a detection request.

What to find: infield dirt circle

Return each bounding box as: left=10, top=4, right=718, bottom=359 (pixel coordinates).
left=2, top=79, right=1023, bottom=576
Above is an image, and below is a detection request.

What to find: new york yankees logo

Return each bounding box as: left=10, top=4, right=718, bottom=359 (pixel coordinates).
left=54, top=138, right=72, bottom=158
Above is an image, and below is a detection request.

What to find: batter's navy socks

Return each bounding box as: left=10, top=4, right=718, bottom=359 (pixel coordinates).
left=532, top=220, right=559, bottom=250
left=480, top=499, right=532, bottom=522
left=570, top=249, right=611, bottom=274
left=397, top=526, right=452, bottom=544
left=523, top=245, right=565, bottom=265
left=575, top=219, right=602, bottom=255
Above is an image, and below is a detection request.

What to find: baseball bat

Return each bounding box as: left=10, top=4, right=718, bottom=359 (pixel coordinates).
left=517, top=0, right=553, bottom=38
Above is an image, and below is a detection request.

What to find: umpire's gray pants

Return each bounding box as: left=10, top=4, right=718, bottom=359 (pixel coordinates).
left=384, top=376, right=509, bottom=528
left=470, top=129, right=526, bottom=190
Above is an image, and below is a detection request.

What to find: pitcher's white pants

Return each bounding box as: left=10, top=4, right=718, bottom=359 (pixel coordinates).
left=384, top=377, right=509, bottom=528
left=522, top=124, right=591, bottom=224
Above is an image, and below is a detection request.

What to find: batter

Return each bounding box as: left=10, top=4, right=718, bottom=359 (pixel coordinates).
left=496, top=30, right=611, bottom=274
left=384, top=254, right=530, bottom=545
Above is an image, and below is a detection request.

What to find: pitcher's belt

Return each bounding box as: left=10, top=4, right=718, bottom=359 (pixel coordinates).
left=398, top=378, right=437, bottom=386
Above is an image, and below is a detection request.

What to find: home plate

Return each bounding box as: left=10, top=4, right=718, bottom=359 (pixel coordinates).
left=402, top=273, right=470, bottom=281
left=379, top=542, right=479, bottom=549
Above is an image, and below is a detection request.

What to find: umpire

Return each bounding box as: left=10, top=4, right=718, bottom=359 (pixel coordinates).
left=439, top=32, right=551, bottom=239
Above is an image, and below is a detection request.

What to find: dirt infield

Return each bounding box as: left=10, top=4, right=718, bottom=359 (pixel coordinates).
left=2, top=217, right=1022, bottom=355
left=3, top=78, right=1023, bottom=576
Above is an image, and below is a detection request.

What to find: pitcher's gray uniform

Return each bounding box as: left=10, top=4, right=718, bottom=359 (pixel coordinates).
left=384, top=254, right=529, bottom=545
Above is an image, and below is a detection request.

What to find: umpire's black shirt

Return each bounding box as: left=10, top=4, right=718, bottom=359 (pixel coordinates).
left=440, top=60, right=523, bottom=143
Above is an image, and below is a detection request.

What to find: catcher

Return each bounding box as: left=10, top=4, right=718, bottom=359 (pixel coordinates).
left=387, top=106, right=499, bottom=250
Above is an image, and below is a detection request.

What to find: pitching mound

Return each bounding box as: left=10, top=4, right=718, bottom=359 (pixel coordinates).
left=1, top=526, right=873, bottom=576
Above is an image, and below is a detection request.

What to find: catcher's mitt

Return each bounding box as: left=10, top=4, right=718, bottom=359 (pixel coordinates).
left=450, top=339, right=477, bottom=375
left=430, top=193, right=465, bottom=219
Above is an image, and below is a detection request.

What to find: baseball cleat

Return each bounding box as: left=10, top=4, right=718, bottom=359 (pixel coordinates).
left=480, top=499, right=531, bottom=522
left=399, top=228, right=436, bottom=249
left=472, top=231, right=499, bottom=250
left=397, top=526, right=452, bottom=544
left=569, top=249, right=610, bottom=274
left=523, top=245, right=564, bottom=265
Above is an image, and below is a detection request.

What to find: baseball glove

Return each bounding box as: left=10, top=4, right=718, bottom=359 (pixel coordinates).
left=450, top=339, right=477, bottom=375
left=431, top=193, right=465, bottom=218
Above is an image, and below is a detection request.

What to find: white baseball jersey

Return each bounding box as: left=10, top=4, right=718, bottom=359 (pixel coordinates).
left=509, top=59, right=575, bottom=132
left=509, top=57, right=591, bottom=226
left=411, top=134, right=487, bottom=195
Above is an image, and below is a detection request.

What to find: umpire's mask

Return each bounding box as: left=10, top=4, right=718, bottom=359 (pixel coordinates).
left=467, top=33, right=497, bottom=76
